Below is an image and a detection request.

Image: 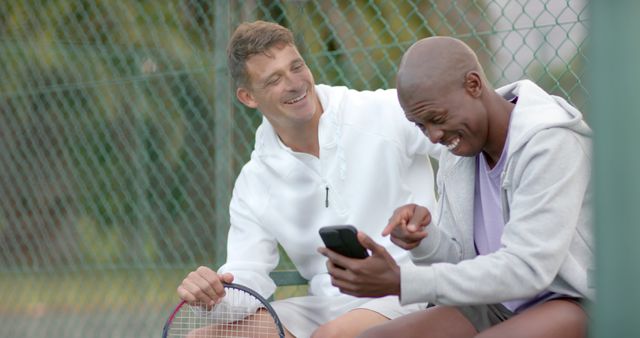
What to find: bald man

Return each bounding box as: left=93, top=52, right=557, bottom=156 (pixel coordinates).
left=319, top=36, right=593, bottom=337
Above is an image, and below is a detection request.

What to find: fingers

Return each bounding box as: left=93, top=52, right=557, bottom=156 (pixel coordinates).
left=382, top=204, right=416, bottom=236
left=321, top=232, right=401, bottom=298
left=318, top=246, right=351, bottom=270
left=357, top=231, right=385, bottom=257
left=407, top=205, right=432, bottom=232
left=389, top=230, right=427, bottom=250
left=177, top=266, right=230, bottom=306
left=322, top=257, right=361, bottom=295
left=318, top=232, right=389, bottom=270
left=383, top=204, right=431, bottom=235
left=219, top=272, right=234, bottom=284
left=381, top=204, right=432, bottom=250
left=381, top=218, right=405, bottom=237
left=319, top=245, right=361, bottom=291
left=383, top=204, right=432, bottom=234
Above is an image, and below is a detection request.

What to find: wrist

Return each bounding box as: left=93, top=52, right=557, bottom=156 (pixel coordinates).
left=392, top=262, right=402, bottom=295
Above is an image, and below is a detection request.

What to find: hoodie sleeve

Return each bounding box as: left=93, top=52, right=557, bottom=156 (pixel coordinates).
left=400, top=128, right=591, bottom=306
left=217, top=171, right=279, bottom=299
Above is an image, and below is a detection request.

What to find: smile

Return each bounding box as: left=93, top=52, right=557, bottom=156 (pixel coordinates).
left=445, top=137, right=460, bottom=151
left=284, top=92, right=307, bottom=104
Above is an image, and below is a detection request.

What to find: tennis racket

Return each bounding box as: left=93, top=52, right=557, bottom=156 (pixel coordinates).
left=162, top=283, right=285, bottom=338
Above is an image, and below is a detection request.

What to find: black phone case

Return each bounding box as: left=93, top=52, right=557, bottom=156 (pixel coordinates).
left=319, top=225, right=369, bottom=259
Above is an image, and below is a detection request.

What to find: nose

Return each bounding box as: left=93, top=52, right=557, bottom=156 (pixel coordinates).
left=283, top=72, right=300, bottom=91
left=425, top=124, right=443, bottom=144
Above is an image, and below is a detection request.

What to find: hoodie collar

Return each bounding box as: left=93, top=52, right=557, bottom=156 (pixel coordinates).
left=497, top=80, right=590, bottom=158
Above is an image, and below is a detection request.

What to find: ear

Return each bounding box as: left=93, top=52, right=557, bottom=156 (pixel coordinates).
left=464, top=71, right=483, bottom=98
left=236, top=87, right=258, bottom=109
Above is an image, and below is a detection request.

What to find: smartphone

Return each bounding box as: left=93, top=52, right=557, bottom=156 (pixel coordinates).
left=319, top=225, right=369, bottom=259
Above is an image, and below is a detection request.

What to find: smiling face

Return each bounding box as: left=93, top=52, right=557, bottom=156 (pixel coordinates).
left=236, top=43, right=321, bottom=131
left=396, top=36, right=498, bottom=157
left=399, top=71, right=489, bottom=157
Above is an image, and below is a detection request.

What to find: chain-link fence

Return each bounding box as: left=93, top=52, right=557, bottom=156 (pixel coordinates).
left=0, top=1, right=587, bottom=337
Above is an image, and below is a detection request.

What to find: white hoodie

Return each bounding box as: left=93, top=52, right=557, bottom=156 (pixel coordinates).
left=219, top=84, right=441, bottom=299
left=401, top=80, right=594, bottom=306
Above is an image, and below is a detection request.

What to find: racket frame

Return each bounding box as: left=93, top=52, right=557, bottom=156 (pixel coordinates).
left=162, top=282, right=285, bottom=338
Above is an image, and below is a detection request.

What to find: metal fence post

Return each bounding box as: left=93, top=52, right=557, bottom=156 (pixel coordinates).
left=214, top=1, right=233, bottom=267
left=591, top=1, right=640, bottom=336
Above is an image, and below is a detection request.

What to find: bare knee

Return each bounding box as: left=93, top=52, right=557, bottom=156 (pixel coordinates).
left=311, top=322, right=342, bottom=338
left=312, top=309, right=390, bottom=338
left=550, top=300, right=588, bottom=338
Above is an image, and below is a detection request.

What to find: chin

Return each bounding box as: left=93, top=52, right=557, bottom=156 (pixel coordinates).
left=450, top=147, right=472, bottom=157
left=289, top=108, right=316, bottom=123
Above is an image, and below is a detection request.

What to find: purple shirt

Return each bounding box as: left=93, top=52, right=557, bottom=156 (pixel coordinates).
left=473, top=146, right=508, bottom=257
left=474, top=142, right=529, bottom=311
left=473, top=98, right=557, bottom=313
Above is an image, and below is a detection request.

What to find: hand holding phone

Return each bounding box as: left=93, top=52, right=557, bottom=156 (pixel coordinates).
left=320, top=227, right=401, bottom=298
left=319, top=225, right=369, bottom=259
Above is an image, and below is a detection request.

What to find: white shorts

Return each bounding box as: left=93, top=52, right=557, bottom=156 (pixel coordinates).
left=270, top=294, right=427, bottom=337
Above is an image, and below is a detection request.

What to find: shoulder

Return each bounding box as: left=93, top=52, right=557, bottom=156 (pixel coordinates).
left=507, top=128, right=591, bottom=183
left=343, top=87, right=401, bottom=113
left=522, top=127, right=591, bottom=159
left=331, top=86, right=410, bottom=129
left=317, top=84, right=401, bottom=116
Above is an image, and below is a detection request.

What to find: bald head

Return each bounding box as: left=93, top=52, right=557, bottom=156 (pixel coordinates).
left=397, top=37, right=487, bottom=104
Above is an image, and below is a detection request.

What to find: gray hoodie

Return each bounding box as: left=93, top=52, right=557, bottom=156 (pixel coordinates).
left=400, top=80, right=594, bottom=306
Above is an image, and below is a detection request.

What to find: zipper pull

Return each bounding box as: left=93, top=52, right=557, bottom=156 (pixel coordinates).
left=325, top=186, right=329, bottom=208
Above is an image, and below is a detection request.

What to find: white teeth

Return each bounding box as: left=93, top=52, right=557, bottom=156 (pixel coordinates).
left=446, top=138, right=460, bottom=151
left=285, top=93, right=306, bottom=104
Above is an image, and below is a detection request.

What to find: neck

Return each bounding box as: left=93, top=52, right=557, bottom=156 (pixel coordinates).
left=279, top=123, right=320, bottom=156
left=274, top=97, right=323, bottom=157
left=483, top=95, right=515, bottom=168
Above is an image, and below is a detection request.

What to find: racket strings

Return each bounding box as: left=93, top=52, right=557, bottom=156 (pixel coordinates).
left=166, top=287, right=281, bottom=337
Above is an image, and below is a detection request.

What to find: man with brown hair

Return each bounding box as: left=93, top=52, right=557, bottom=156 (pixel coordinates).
left=177, top=21, right=440, bottom=337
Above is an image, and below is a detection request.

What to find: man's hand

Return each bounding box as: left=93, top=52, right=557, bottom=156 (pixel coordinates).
left=177, top=266, right=234, bottom=307
left=318, top=231, right=400, bottom=298
left=382, top=203, right=432, bottom=250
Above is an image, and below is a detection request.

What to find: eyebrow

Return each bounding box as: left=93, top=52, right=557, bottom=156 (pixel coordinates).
left=261, top=58, right=305, bottom=83
left=407, top=103, right=433, bottom=119
left=262, top=73, right=279, bottom=86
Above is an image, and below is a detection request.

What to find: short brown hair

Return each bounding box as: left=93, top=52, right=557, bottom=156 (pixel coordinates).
left=227, top=20, right=295, bottom=89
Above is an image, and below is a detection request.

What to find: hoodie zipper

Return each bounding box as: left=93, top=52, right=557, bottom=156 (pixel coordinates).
left=325, top=186, right=329, bottom=208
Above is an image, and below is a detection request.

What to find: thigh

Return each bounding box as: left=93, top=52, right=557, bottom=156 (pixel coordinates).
left=312, top=308, right=389, bottom=338
left=358, top=306, right=478, bottom=338
left=186, top=309, right=294, bottom=338
left=356, top=296, right=428, bottom=320
left=312, top=296, right=427, bottom=337
left=271, top=294, right=371, bottom=337
left=476, top=299, right=587, bottom=338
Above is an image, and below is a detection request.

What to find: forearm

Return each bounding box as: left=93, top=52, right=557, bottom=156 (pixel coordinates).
left=409, top=223, right=462, bottom=265
left=400, top=250, right=556, bottom=306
